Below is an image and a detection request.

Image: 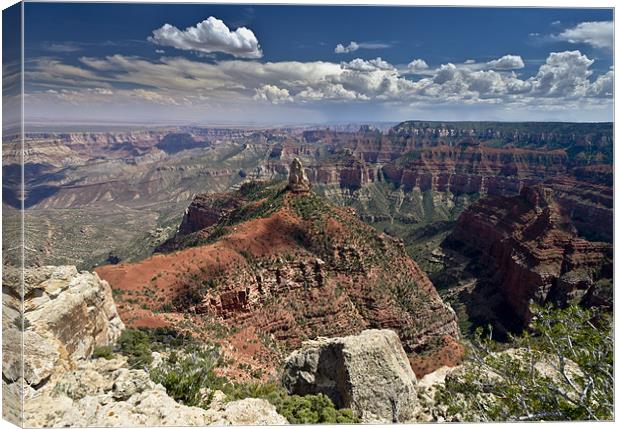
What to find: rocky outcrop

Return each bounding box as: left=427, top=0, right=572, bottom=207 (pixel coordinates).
left=282, top=329, right=418, bottom=423
left=3, top=264, right=287, bottom=427
left=450, top=186, right=612, bottom=325
left=287, top=157, right=311, bottom=193
left=207, top=397, right=288, bottom=426
left=2, top=265, right=124, bottom=393
left=23, top=357, right=287, bottom=427
left=178, top=192, right=243, bottom=235
left=98, top=181, right=462, bottom=377
left=547, top=177, right=613, bottom=242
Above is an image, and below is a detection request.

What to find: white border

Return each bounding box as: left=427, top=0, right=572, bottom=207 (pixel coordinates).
left=0, top=1, right=617, bottom=429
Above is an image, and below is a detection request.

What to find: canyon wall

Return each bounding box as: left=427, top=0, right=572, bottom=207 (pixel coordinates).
left=449, top=186, right=612, bottom=325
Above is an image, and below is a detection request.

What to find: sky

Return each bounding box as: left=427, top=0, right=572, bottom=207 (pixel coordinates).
left=16, top=2, right=615, bottom=124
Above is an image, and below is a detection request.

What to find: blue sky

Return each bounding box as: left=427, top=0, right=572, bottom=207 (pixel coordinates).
left=21, top=3, right=614, bottom=124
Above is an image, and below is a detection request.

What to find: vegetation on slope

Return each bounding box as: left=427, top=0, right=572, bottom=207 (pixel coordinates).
left=435, top=305, right=613, bottom=421
left=112, top=326, right=358, bottom=423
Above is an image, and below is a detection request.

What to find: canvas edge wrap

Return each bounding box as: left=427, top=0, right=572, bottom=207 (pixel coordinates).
left=2, top=1, right=25, bottom=427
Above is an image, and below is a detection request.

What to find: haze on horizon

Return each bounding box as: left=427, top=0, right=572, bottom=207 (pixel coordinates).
left=10, top=3, right=615, bottom=125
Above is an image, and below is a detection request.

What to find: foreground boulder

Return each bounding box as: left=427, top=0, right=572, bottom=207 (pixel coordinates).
left=282, top=329, right=417, bottom=423
left=3, top=265, right=125, bottom=393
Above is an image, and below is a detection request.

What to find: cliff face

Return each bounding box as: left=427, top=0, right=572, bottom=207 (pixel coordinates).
left=264, top=129, right=593, bottom=204
left=380, top=146, right=566, bottom=194
left=449, top=186, right=612, bottom=325
left=2, top=264, right=125, bottom=417
left=98, top=174, right=462, bottom=377
left=178, top=192, right=244, bottom=235
left=547, top=177, right=613, bottom=242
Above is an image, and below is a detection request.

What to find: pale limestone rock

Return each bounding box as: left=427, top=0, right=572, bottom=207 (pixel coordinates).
left=282, top=329, right=418, bottom=423
left=24, top=358, right=288, bottom=427
left=5, top=265, right=125, bottom=391
left=111, top=369, right=153, bottom=400
left=2, top=327, right=24, bottom=383
left=54, top=367, right=113, bottom=399
left=23, top=330, right=61, bottom=386
left=206, top=398, right=288, bottom=425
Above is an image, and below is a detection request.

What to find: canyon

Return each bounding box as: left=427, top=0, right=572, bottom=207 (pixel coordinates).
left=3, top=121, right=611, bottom=267
left=3, top=121, right=613, bottom=339
left=2, top=120, right=613, bottom=426
left=448, top=185, right=612, bottom=328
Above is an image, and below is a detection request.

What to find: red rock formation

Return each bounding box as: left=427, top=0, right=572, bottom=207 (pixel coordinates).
left=546, top=177, right=613, bottom=242
left=178, top=192, right=243, bottom=234
left=266, top=135, right=570, bottom=197
left=98, top=177, right=462, bottom=377
left=450, top=186, right=612, bottom=325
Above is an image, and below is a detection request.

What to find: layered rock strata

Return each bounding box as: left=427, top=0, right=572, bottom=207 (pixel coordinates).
left=450, top=186, right=612, bottom=324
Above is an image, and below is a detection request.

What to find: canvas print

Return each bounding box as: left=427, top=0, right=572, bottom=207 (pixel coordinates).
left=1, top=1, right=614, bottom=426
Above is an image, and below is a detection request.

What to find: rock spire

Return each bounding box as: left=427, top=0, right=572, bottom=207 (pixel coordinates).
left=287, top=157, right=311, bottom=193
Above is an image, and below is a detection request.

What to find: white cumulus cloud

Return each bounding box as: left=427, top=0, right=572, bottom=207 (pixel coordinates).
left=343, top=57, right=394, bottom=72
left=556, top=21, right=613, bottom=49
left=253, top=85, right=293, bottom=104
left=530, top=50, right=594, bottom=97
left=149, top=16, right=262, bottom=58
left=486, top=54, right=525, bottom=70
left=297, top=83, right=366, bottom=102
left=334, top=41, right=390, bottom=54
left=335, top=41, right=360, bottom=54
left=408, top=59, right=429, bottom=72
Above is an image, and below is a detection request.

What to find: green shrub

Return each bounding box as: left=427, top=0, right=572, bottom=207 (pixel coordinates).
left=276, top=393, right=359, bottom=424
left=436, top=305, right=613, bottom=421
left=117, top=328, right=196, bottom=368
left=118, top=329, right=154, bottom=368
left=226, top=381, right=283, bottom=402
left=150, top=346, right=227, bottom=408
left=92, top=345, right=115, bottom=360
left=227, top=382, right=358, bottom=424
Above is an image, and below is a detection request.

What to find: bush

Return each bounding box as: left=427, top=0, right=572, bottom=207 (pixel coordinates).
left=227, top=382, right=358, bottom=424
left=118, top=329, right=154, bottom=368
left=436, top=305, right=613, bottom=421
left=117, top=327, right=196, bottom=369
left=150, top=346, right=227, bottom=408
left=276, top=393, right=358, bottom=424
left=226, top=381, right=282, bottom=402
left=92, top=345, right=115, bottom=360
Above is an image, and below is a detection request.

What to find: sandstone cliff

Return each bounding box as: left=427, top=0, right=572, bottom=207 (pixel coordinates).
left=449, top=186, right=612, bottom=325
